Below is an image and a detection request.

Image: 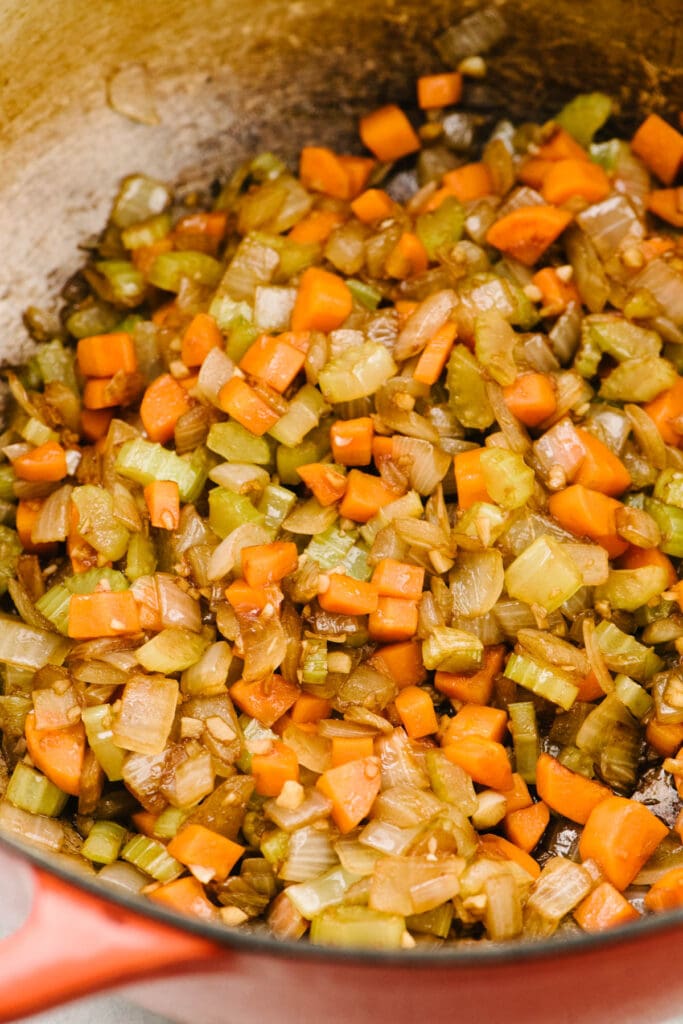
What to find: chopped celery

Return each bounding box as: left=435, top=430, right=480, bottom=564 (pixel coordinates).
left=72, top=486, right=129, bottom=562
left=599, top=357, right=677, bottom=403
left=122, top=834, right=183, bottom=882
left=276, top=425, right=330, bottom=484
left=416, top=195, right=465, bottom=259
left=209, top=487, right=264, bottom=538
left=208, top=421, right=273, bottom=464
left=116, top=439, right=207, bottom=502
left=644, top=498, right=683, bottom=557
left=318, top=343, right=397, bottom=404
left=82, top=821, right=127, bottom=865
left=19, top=417, right=58, bottom=446
left=555, top=92, right=613, bottom=148
left=580, top=315, right=661, bottom=364
left=557, top=745, right=595, bottom=778
left=66, top=301, right=119, bottom=340
left=301, top=638, right=328, bottom=686
left=209, top=293, right=252, bottom=332
left=359, top=490, right=424, bottom=546
left=258, top=484, right=297, bottom=530
left=446, top=345, right=495, bottom=430
left=594, top=620, right=662, bottom=681
left=226, top=316, right=260, bottom=362
left=35, top=339, right=78, bottom=392
left=453, top=501, right=509, bottom=548
left=346, top=279, right=383, bottom=310
left=121, top=212, right=172, bottom=250
left=311, top=905, right=405, bottom=948
left=407, top=902, right=453, bottom=939
left=260, top=829, right=290, bottom=868
left=576, top=693, right=638, bottom=762
left=35, top=584, right=71, bottom=635
left=0, top=526, right=22, bottom=596
left=306, top=526, right=356, bottom=569
left=154, top=806, right=190, bottom=840
left=66, top=568, right=129, bottom=594
left=614, top=674, right=653, bottom=720
left=505, top=653, right=578, bottom=711
left=147, top=251, right=223, bottom=292
left=343, top=543, right=372, bottom=582
left=480, top=448, right=534, bottom=510
left=249, top=151, right=288, bottom=182
left=0, top=466, right=16, bottom=503
left=82, top=704, right=126, bottom=781
left=6, top=762, right=68, bottom=817
left=276, top=239, right=320, bottom=280
left=425, top=750, right=477, bottom=815
left=269, top=385, right=330, bottom=447
left=136, top=628, right=209, bottom=674
left=508, top=702, right=539, bottom=783
left=286, top=865, right=359, bottom=920
left=218, top=235, right=280, bottom=301
left=422, top=627, right=483, bottom=673
left=654, top=469, right=683, bottom=509
left=594, top=566, right=669, bottom=612
left=111, top=174, right=171, bottom=229
left=126, top=533, right=158, bottom=581
left=0, top=614, right=70, bottom=670
left=95, top=260, right=147, bottom=307
left=474, top=309, right=517, bottom=386
left=504, top=536, right=582, bottom=613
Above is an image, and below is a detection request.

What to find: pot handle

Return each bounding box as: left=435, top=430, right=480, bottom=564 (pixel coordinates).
left=0, top=862, right=221, bottom=1022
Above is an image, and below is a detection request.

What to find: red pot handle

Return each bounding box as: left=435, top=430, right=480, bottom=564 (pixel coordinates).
left=0, top=862, right=221, bottom=1022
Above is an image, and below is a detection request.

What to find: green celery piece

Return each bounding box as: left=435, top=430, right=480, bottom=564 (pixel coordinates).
left=71, top=486, right=129, bottom=562
left=121, top=212, right=171, bottom=250
left=453, top=501, right=509, bottom=548
left=66, top=301, right=119, bottom=340
left=306, top=526, right=355, bottom=570
left=582, top=315, right=661, bottom=363
left=557, top=745, right=595, bottom=778
left=209, top=487, right=264, bottom=538
left=116, top=438, right=205, bottom=502
left=260, top=829, right=290, bottom=867
left=276, top=240, right=321, bottom=281
left=594, top=565, right=670, bottom=612
left=95, top=260, right=147, bottom=307
left=81, top=704, right=126, bottom=781
left=276, top=425, right=330, bottom=484
left=35, top=584, right=71, bottom=635
left=35, top=339, right=78, bottom=393
left=122, top=834, right=183, bottom=882
left=480, top=448, right=534, bottom=510
left=614, top=674, right=653, bottom=720
left=594, top=620, right=662, bottom=681
left=599, top=357, right=677, bottom=402
left=318, top=343, right=397, bottom=404
left=82, top=821, right=127, bottom=865
left=415, top=195, right=465, bottom=259
left=504, top=535, right=582, bottom=613
left=505, top=652, right=578, bottom=711
left=346, top=279, right=382, bottom=310
left=126, top=533, right=158, bottom=581
left=6, top=762, right=68, bottom=817
left=154, top=806, right=190, bottom=840
left=343, top=543, right=372, bottom=582
left=458, top=273, right=538, bottom=332
left=0, top=465, right=16, bottom=502
left=258, top=484, right=297, bottom=530
left=136, top=627, right=209, bottom=674
left=644, top=497, right=683, bottom=558
left=634, top=597, right=676, bottom=628
left=269, top=386, right=330, bottom=448
left=474, top=309, right=517, bottom=386
left=147, top=251, right=223, bottom=292
left=222, top=317, right=259, bottom=361
left=111, top=175, right=171, bottom=230
left=249, top=152, right=288, bottom=182
left=207, top=421, right=272, bottom=464
left=425, top=749, right=477, bottom=814
left=301, top=637, right=328, bottom=686
left=65, top=568, right=129, bottom=594
left=0, top=526, right=22, bottom=596
left=0, top=501, right=14, bottom=527
left=555, top=92, right=613, bottom=148
left=422, top=627, right=483, bottom=673
left=508, top=702, right=539, bottom=784
left=654, top=468, right=683, bottom=509
left=310, top=905, right=405, bottom=949
left=20, top=417, right=58, bottom=446
left=406, top=903, right=453, bottom=939
left=446, top=345, right=495, bottom=430
left=589, top=139, right=622, bottom=172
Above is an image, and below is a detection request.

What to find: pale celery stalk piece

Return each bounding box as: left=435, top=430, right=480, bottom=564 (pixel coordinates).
left=258, top=484, right=298, bottom=529
left=116, top=438, right=207, bottom=502
left=480, top=448, right=535, bottom=510
left=594, top=565, right=670, bottom=612
left=644, top=497, right=683, bottom=558
left=6, top=762, right=68, bottom=817
left=594, top=620, right=663, bottom=681
left=136, top=628, right=209, bottom=674
left=306, top=526, right=356, bottom=569
left=505, top=535, right=582, bottom=613
left=0, top=614, right=70, bottom=670
left=310, top=905, right=406, bottom=949
left=614, top=674, right=654, bottom=720
left=317, top=343, right=397, bottom=404
left=508, top=702, right=540, bottom=783
left=654, top=468, right=683, bottom=509
left=446, top=345, right=495, bottom=430
left=82, top=704, right=126, bottom=781
left=301, top=637, right=328, bottom=686
left=505, top=652, right=579, bottom=711
left=35, top=584, right=71, bottom=635
left=269, top=384, right=330, bottom=447
left=207, top=421, right=272, bottom=464
left=154, top=806, right=190, bottom=839
left=474, top=309, right=518, bottom=386
left=422, top=627, right=483, bottom=673
left=82, top=821, right=128, bottom=865
left=121, top=834, right=184, bottom=882
left=284, top=866, right=360, bottom=919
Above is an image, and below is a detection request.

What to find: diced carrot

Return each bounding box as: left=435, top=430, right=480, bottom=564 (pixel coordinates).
left=369, top=639, right=427, bottom=689
left=531, top=267, right=581, bottom=316
left=453, top=447, right=491, bottom=510
left=24, top=712, right=86, bottom=797
left=240, top=334, right=306, bottom=393
left=77, top=332, right=137, bottom=377
left=434, top=645, right=506, bottom=705
left=291, top=266, right=353, bottom=334
left=394, top=685, right=439, bottom=739
left=147, top=876, right=217, bottom=920
left=140, top=373, right=192, bottom=444
left=67, top=590, right=141, bottom=639
left=479, top=833, right=541, bottom=879
left=66, top=502, right=97, bottom=573
left=350, top=189, right=395, bottom=224
left=498, top=773, right=533, bottom=813
left=337, top=156, right=376, bottom=197
left=316, top=756, right=382, bottom=833
left=290, top=693, right=332, bottom=724
left=443, top=736, right=513, bottom=791
left=645, top=719, right=683, bottom=758
left=241, top=541, right=298, bottom=588
left=167, top=824, right=245, bottom=882
left=417, top=71, right=463, bottom=110
left=575, top=669, right=605, bottom=703
left=331, top=735, right=375, bottom=767
left=371, top=435, right=394, bottom=470
left=645, top=866, right=683, bottom=912
left=131, top=811, right=159, bottom=837
left=441, top=163, right=493, bottom=202
left=385, top=232, right=429, bottom=278
left=251, top=740, right=299, bottom=797
left=486, top=205, right=573, bottom=266
left=617, top=546, right=678, bottom=589
left=218, top=377, right=280, bottom=436
left=443, top=704, right=508, bottom=744
left=504, top=800, right=550, bottom=853
left=299, top=148, right=373, bottom=200
left=80, top=408, right=114, bottom=442
left=502, top=372, right=558, bottom=427
left=13, top=441, right=68, bottom=483
left=574, top=881, right=640, bottom=932
left=318, top=574, right=378, bottom=616
left=82, top=378, right=120, bottom=410
left=676, top=807, right=683, bottom=844
left=640, top=235, right=676, bottom=262
left=535, top=753, right=611, bottom=825
left=643, top=378, right=683, bottom=447
left=171, top=211, right=227, bottom=255
left=579, top=795, right=669, bottom=890
left=144, top=480, right=180, bottom=531
left=647, top=189, right=683, bottom=228
left=230, top=674, right=300, bottom=728
left=371, top=558, right=425, bottom=602
left=367, top=596, right=418, bottom=643
left=413, top=321, right=457, bottom=385
left=518, top=157, right=554, bottom=189
left=536, top=128, right=589, bottom=162
left=573, top=428, right=632, bottom=497
left=338, top=469, right=400, bottom=523
left=181, top=313, right=223, bottom=368
left=547, top=484, right=628, bottom=558
left=288, top=209, right=346, bottom=244
left=541, top=158, right=611, bottom=205
left=330, top=417, right=374, bottom=467
left=132, top=238, right=174, bottom=276
left=394, top=300, right=419, bottom=325
left=277, top=331, right=311, bottom=354
left=359, top=104, right=420, bottom=163
left=631, top=114, right=683, bottom=185
left=224, top=579, right=269, bottom=614
left=296, top=463, right=347, bottom=506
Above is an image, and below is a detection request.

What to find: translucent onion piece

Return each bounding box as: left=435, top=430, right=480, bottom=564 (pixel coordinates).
left=283, top=498, right=338, bottom=535
left=197, top=347, right=236, bottom=407
left=181, top=641, right=232, bottom=697
left=156, top=574, right=203, bottom=632
left=624, top=403, right=667, bottom=472
left=561, top=543, right=610, bottom=586
left=97, top=860, right=149, bottom=893
left=265, top=789, right=333, bottom=833
left=208, top=523, right=273, bottom=581
left=113, top=674, right=178, bottom=755
left=370, top=855, right=464, bottom=917
left=394, top=290, right=458, bottom=361
left=391, top=436, right=451, bottom=496
left=335, top=836, right=382, bottom=877
left=359, top=820, right=421, bottom=856
left=280, top=825, right=339, bottom=882
left=375, top=378, right=440, bottom=443
left=0, top=614, right=70, bottom=669
left=286, top=866, right=360, bottom=920
left=0, top=800, right=65, bottom=851
left=376, top=728, right=430, bottom=790
left=576, top=195, right=643, bottom=260
left=517, top=628, right=589, bottom=676
left=450, top=549, right=504, bottom=618
left=526, top=857, right=593, bottom=923
left=484, top=870, right=523, bottom=941
left=240, top=615, right=287, bottom=682
left=281, top=722, right=332, bottom=774
left=107, top=62, right=159, bottom=126
left=634, top=259, right=683, bottom=326
left=372, top=785, right=444, bottom=828
left=31, top=484, right=73, bottom=544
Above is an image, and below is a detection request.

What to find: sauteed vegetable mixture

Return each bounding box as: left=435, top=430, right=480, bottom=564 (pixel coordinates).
left=2, top=70, right=683, bottom=949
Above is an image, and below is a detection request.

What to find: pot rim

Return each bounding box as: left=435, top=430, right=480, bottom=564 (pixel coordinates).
left=3, top=829, right=683, bottom=966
